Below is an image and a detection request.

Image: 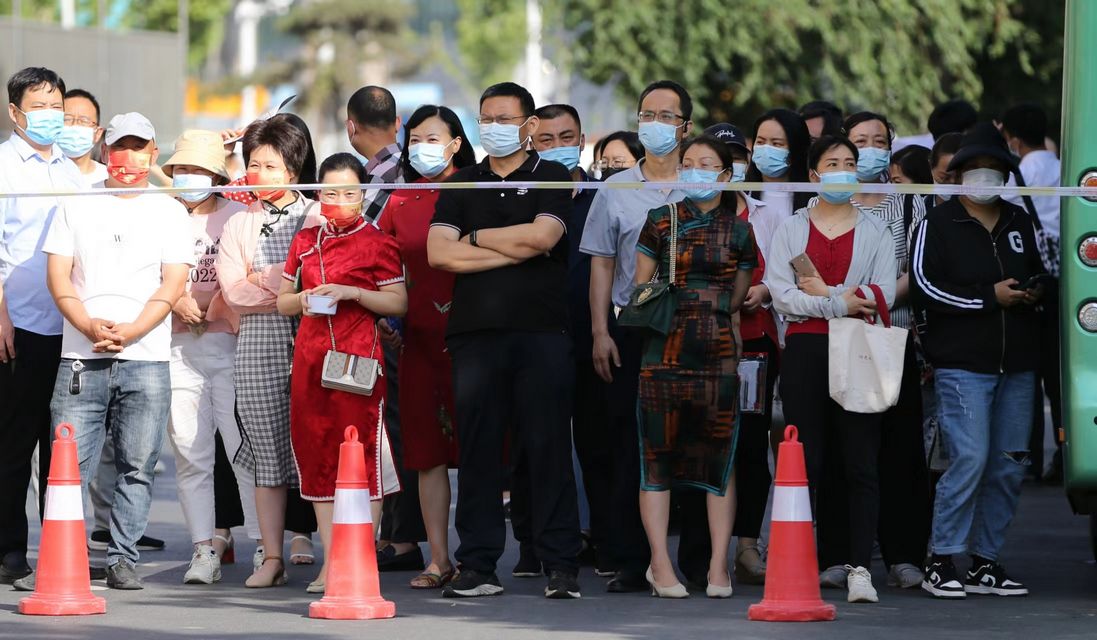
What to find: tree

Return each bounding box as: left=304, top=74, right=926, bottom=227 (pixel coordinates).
left=453, top=0, right=528, bottom=88
left=558, top=0, right=1063, bottom=133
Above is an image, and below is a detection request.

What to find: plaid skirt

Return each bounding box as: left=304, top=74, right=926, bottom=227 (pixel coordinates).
left=233, top=312, right=298, bottom=487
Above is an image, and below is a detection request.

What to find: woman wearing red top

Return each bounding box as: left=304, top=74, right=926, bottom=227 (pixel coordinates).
left=376, top=105, right=476, bottom=589
left=765, top=135, right=897, bottom=604
left=277, top=153, right=407, bottom=593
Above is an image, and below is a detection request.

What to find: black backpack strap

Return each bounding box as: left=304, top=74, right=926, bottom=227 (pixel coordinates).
left=1012, top=170, right=1043, bottom=230
left=902, top=193, right=914, bottom=233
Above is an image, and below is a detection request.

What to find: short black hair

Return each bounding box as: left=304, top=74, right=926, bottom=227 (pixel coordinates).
left=808, top=134, right=860, bottom=173
left=799, top=100, right=844, bottom=136
left=890, top=145, right=933, bottom=184
left=928, top=99, right=977, bottom=141
left=843, top=111, right=895, bottom=148
left=930, top=132, right=963, bottom=169
left=534, top=103, right=581, bottom=131
left=347, top=85, right=397, bottom=129
left=637, top=80, right=693, bottom=123
left=399, top=104, right=476, bottom=182
left=64, top=88, right=100, bottom=122
left=1000, top=103, right=1047, bottom=148
left=681, top=134, right=736, bottom=209
left=7, top=67, right=65, bottom=109
left=242, top=118, right=309, bottom=179
left=598, top=130, right=643, bottom=163
left=318, top=152, right=368, bottom=184
left=480, top=82, right=535, bottom=117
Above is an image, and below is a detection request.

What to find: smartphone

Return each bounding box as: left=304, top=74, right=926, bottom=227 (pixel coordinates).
left=1012, top=273, right=1054, bottom=291
left=790, top=253, right=819, bottom=279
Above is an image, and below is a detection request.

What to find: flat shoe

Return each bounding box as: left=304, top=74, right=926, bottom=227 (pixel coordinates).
left=306, top=579, right=325, bottom=594
left=289, top=535, right=315, bottom=565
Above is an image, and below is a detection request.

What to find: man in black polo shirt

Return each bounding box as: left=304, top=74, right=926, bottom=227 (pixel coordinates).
left=427, top=82, right=581, bottom=600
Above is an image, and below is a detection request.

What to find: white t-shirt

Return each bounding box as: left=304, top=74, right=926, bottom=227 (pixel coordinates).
left=78, top=162, right=108, bottom=189
left=1004, top=149, right=1060, bottom=238
left=42, top=192, right=194, bottom=361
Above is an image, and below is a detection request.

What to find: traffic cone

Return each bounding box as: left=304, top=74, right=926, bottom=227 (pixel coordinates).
left=309, top=425, right=395, bottom=620
left=747, top=425, right=836, bottom=622
left=19, top=424, right=106, bottom=616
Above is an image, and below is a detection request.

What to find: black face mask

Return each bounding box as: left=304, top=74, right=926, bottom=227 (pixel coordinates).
left=600, top=168, right=625, bottom=181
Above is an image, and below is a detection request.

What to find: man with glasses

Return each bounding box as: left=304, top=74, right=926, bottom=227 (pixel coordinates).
left=60, top=89, right=107, bottom=187
left=427, top=82, right=582, bottom=600
left=578, top=80, right=701, bottom=593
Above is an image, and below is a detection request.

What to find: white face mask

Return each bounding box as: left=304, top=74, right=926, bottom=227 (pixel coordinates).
left=962, top=168, right=1005, bottom=204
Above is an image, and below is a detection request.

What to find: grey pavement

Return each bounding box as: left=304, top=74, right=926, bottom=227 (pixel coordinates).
left=3, top=448, right=1097, bottom=639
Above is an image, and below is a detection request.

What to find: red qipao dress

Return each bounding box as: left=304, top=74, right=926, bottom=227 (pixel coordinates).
left=377, top=181, right=459, bottom=469
left=282, top=217, right=404, bottom=500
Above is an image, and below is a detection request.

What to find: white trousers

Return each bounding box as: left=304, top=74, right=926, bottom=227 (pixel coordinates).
left=168, top=332, right=259, bottom=543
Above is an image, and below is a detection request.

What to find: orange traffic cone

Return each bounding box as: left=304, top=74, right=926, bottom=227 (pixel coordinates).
left=19, top=424, right=106, bottom=616
left=309, top=425, right=395, bottom=620
left=748, top=425, right=836, bottom=622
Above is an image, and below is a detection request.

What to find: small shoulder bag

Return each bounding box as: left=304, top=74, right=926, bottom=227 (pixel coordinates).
left=618, top=203, right=679, bottom=335
left=315, top=230, right=381, bottom=396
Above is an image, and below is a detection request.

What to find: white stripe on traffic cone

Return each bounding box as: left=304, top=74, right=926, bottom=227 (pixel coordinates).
left=770, top=485, right=812, bottom=523
left=43, top=485, right=84, bottom=521
left=332, top=488, right=373, bottom=525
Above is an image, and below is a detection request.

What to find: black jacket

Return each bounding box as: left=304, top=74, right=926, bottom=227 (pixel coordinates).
left=909, top=198, right=1045, bottom=374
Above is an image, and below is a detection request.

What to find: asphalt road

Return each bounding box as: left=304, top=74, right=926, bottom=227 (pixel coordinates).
left=3, top=451, right=1096, bottom=639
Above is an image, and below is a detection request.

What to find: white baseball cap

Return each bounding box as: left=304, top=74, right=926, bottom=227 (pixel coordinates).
left=105, top=112, right=156, bottom=145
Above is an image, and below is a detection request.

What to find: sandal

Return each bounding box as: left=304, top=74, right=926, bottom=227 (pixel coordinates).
left=410, top=566, right=456, bottom=589
left=734, top=542, right=767, bottom=586
left=289, top=535, right=315, bottom=565
left=213, top=533, right=235, bottom=565
left=245, top=556, right=287, bottom=588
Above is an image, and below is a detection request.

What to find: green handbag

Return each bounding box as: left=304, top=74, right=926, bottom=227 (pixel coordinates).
left=618, top=204, right=679, bottom=336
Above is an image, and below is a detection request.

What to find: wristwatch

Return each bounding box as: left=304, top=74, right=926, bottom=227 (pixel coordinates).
left=470, top=229, right=479, bottom=247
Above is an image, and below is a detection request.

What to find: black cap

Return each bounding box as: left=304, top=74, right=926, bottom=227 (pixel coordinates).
left=947, top=121, right=1019, bottom=173
left=703, top=122, right=749, bottom=153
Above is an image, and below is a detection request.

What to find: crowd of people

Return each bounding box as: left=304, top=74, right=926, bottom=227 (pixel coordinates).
left=0, top=64, right=1060, bottom=605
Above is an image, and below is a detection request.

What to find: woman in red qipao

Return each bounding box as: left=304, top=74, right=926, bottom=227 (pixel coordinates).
left=277, top=153, right=407, bottom=594
left=376, top=104, right=477, bottom=589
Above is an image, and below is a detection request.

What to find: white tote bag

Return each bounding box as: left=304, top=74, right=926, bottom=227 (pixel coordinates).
left=828, top=284, right=908, bottom=414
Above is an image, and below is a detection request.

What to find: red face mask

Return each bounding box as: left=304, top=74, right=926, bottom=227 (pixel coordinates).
left=246, top=171, right=287, bottom=203
left=320, top=201, right=364, bottom=227
left=107, top=150, right=152, bottom=185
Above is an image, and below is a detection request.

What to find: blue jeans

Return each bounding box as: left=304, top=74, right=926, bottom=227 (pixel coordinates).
left=931, top=369, right=1035, bottom=560
left=50, top=358, right=170, bottom=567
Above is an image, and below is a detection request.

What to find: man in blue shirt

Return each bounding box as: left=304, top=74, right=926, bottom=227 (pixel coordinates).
left=0, top=67, right=83, bottom=584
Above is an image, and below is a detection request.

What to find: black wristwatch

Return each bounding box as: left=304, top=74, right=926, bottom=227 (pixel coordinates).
left=470, top=229, right=479, bottom=247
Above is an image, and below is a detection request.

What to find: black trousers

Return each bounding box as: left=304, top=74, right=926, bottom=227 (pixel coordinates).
left=780, top=334, right=882, bottom=569
left=213, top=430, right=317, bottom=534
left=733, top=334, right=780, bottom=539
left=379, top=344, right=426, bottom=544
left=451, top=331, right=580, bottom=574
left=877, top=334, right=930, bottom=568
left=0, top=329, right=60, bottom=562
left=1030, top=284, right=1062, bottom=475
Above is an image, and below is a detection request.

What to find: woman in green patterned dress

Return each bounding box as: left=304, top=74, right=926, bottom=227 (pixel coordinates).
left=634, top=135, right=757, bottom=599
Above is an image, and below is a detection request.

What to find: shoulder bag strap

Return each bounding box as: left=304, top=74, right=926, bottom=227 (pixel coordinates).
left=316, top=228, right=379, bottom=360
left=864, top=283, right=892, bottom=328
left=668, top=203, right=678, bottom=287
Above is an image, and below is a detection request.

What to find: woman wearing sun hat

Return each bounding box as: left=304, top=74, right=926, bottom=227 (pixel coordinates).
left=162, top=130, right=260, bottom=585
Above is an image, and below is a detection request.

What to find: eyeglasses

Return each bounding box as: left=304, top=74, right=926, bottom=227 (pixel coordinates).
left=477, top=115, right=529, bottom=126
left=63, top=115, right=98, bottom=128
left=595, top=158, right=635, bottom=171
left=638, top=111, right=685, bottom=125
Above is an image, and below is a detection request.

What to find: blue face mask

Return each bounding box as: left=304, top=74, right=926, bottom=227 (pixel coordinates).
left=17, top=108, right=64, bottom=146
left=539, top=145, right=580, bottom=171
left=479, top=121, right=527, bottom=158
left=638, top=121, right=681, bottom=157
left=408, top=141, right=453, bottom=178
left=731, top=162, right=748, bottom=183
left=679, top=167, right=725, bottom=202
left=173, top=173, right=215, bottom=204
left=56, top=125, right=97, bottom=158
left=752, top=145, right=789, bottom=178
left=816, top=170, right=858, bottom=204
left=856, top=146, right=891, bottom=181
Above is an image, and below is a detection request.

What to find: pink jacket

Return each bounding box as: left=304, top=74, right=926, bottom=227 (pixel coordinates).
left=216, top=199, right=323, bottom=318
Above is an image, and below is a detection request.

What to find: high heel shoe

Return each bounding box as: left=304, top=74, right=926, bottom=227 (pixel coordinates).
left=706, top=573, right=733, bottom=598
left=646, top=566, right=689, bottom=599
left=245, top=556, right=287, bottom=588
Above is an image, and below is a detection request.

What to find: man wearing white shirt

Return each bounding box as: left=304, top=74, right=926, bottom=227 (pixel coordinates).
left=43, top=112, right=192, bottom=590
left=59, top=88, right=108, bottom=188
left=0, top=67, right=84, bottom=585
left=1000, top=102, right=1063, bottom=482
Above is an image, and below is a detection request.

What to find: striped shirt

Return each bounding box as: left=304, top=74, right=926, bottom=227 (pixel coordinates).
left=808, top=192, right=925, bottom=328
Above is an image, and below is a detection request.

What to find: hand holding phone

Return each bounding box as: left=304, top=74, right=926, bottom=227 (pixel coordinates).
left=790, top=253, right=819, bottom=279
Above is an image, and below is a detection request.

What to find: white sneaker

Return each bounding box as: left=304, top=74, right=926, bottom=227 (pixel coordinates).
left=846, top=565, right=879, bottom=603
left=887, top=562, right=925, bottom=589
left=819, top=564, right=850, bottom=589
left=183, top=544, right=222, bottom=584
left=253, top=545, right=265, bottom=573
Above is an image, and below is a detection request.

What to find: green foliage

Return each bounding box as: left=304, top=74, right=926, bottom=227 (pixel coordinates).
left=123, top=0, right=234, bottom=71
left=556, top=0, right=1063, bottom=133
left=454, top=0, right=529, bottom=87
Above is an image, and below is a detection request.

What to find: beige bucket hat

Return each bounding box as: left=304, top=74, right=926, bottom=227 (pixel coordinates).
left=163, top=129, right=229, bottom=179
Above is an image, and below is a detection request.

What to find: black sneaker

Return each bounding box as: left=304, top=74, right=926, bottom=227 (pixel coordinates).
left=922, top=559, right=966, bottom=599
left=106, top=560, right=143, bottom=590
left=89, top=531, right=165, bottom=552
left=512, top=543, right=544, bottom=578
left=0, top=554, right=32, bottom=584
left=442, top=569, right=504, bottom=598
left=965, top=561, right=1028, bottom=596
left=544, top=570, right=581, bottom=599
